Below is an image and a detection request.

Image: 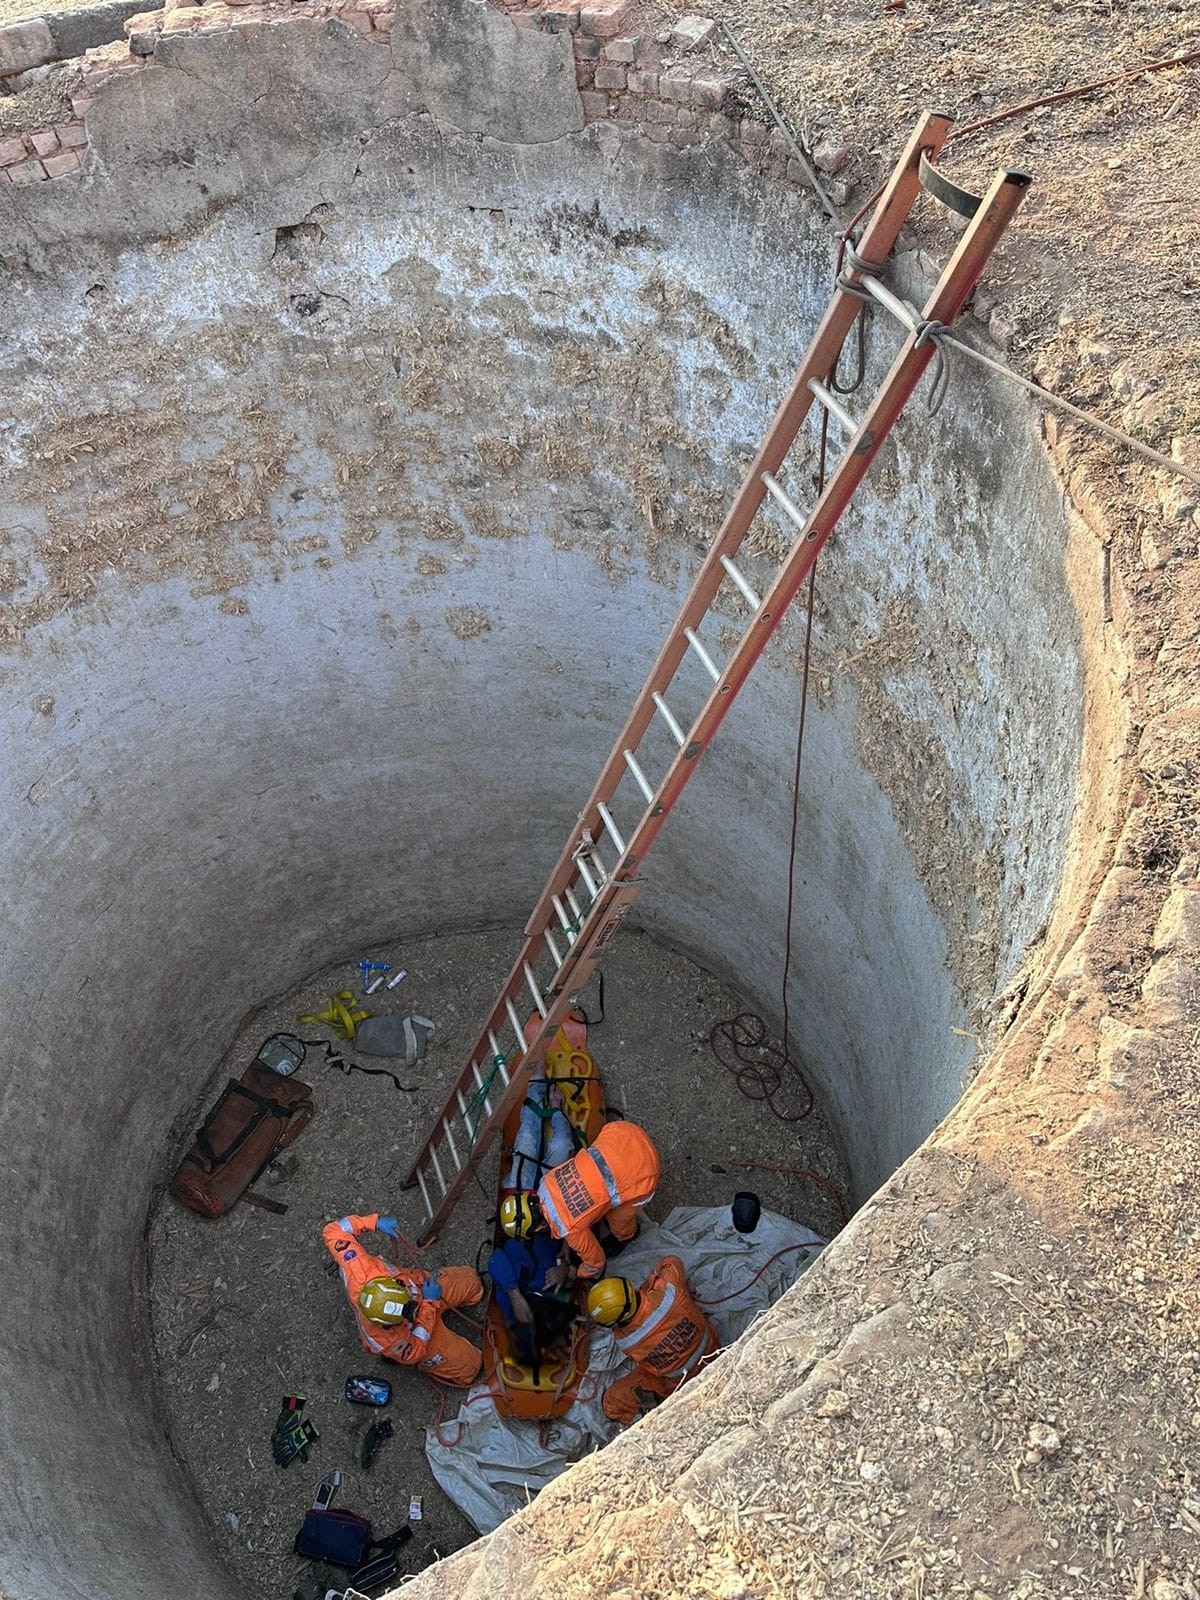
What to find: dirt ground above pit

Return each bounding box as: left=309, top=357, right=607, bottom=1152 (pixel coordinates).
left=147, top=924, right=848, bottom=1598
left=707, top=0, right=1200, bottom=409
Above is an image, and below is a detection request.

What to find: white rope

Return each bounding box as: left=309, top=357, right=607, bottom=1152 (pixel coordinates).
left=938, top=332, right=1200, bottom=489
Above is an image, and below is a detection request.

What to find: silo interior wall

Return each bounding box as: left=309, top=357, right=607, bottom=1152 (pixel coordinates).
left=0, top=27, right=1081, bottom=1600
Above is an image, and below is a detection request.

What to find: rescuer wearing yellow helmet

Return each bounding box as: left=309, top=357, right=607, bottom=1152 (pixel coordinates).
left=588, top=1256, right=719, bottom=1425
left=321, top=1212, right=484, bottom=1386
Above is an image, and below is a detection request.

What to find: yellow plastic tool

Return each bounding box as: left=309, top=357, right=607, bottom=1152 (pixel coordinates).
left=297, top=990, right=371, bottom=1041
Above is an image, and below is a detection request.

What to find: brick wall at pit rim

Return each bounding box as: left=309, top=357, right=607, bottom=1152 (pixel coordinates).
left=0, top=0, right=837, bottom=195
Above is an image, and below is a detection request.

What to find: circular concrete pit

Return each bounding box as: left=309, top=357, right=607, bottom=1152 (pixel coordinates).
left=0, top=13, right=1105, bottom=1600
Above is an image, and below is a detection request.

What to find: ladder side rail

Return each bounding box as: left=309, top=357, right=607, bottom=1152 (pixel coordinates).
left=588, top=167, right=1033, bottom=871
left=523, top=111, right=953, bottom=936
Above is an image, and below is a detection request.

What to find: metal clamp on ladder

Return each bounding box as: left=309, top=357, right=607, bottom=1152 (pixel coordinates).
left=401, top=110, right=1032, bottom=1245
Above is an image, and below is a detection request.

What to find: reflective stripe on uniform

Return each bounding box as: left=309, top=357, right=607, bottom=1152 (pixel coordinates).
left=537, top=1178, right=571, bottom=1238
left=614, top=1280, right=677, bottom=1352
left=361, top=1328, right=384, bottom=1353
left=588, top=1145, right=623, bottom=1208
left=412, top=1323, right=431, bottom=1343
left=661, top=1323, right=718, bottom=1379
left=338, top=1217, right=355, bottom=1233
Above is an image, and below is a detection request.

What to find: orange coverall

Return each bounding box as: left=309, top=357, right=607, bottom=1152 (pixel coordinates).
left=537, top=1120, right=660, bottom=1279
left=321, top=1213, right=483, bottom=1386
left=602, top=1254, right=719, bottom=1424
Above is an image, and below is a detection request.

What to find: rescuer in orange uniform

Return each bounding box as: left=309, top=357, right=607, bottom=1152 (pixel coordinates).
left=321, top=1212, right=484, bottom=1386
left=535, top=1119, right=660, bottom=1280
left=589, top=1255, right=719, bottom=1425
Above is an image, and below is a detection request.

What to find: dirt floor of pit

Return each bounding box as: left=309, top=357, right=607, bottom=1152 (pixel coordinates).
left=147, top=924, right=849, bottom=1596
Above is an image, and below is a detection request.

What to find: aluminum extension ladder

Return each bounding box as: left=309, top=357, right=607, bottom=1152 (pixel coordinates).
left=403, top=111, right=1031, bottom=1243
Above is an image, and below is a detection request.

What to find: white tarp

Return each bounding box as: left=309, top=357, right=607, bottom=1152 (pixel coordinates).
left=425, top=1205, right=825, bottom=1533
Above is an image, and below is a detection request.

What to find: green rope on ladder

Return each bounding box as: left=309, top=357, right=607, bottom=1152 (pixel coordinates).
left=463, top=1054, right=506, bottom=1148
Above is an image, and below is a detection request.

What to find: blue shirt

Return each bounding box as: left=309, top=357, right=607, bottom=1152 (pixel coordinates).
left=488, top=1236, right=560, bottom=1322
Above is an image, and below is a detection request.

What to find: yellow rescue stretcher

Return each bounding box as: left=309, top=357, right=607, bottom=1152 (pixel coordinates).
left=483, top=1014, right=605, bottom=1421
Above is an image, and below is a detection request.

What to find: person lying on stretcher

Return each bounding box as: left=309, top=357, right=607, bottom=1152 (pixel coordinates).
left=489, top=1076, right=580, bottom=1367
left=503, top=1076, right=576, bottom=1190
left=487, top=1201, right=575, bottom=1367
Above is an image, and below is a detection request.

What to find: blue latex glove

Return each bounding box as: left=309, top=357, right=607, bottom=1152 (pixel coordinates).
left=376, top=1216, right=401, bottom=1239
left=421, top=1279, right=443, bottom=1302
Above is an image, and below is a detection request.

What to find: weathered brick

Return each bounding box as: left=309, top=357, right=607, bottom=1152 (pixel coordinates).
left=573, top=33, right=599, bottom=57
left=670, top=13, right=715, bottom=50
left=643, top=122, right=669, bottom=142
left=604, top=33, right=637, bottom=61
left=575, top=60, right=594, bottom=86
left=689, top=70, right=731, bottom=109
left=593, top=61, right=625, bottom=89
left=578, top=0, right=633, bottom=40
left=0, top=17, right=55, bottom=75
left=57, top=122, right=88, bottom=148
left=579, top=88, right=610, bottom=117
left=70, top=94, right=94, bottom=118
left=737, top=119, right=767, bottom=149
left=7, top=157, right=46, bottom=185
left=341, top=9, right=373, bottom=32
left=29, top=128, right=61, bottom=157
left=0, top=134, right=27, bottom=165
left=674, top=106, right=696, bottom=128
left=43, top=148, right=82, bottom=177
left=372, top=9, right=395, bottom=27
left=625, top=68, right=657, bottom=94
left=541, top=1, right=580, bottom=32
left=659, top=65, right=694, bottom=103
left=639, top=97, right=674, bottom=123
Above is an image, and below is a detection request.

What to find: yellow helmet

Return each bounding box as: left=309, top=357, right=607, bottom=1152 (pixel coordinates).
left=357, top=1276, right=414, bottom=1326
left=500, top=1192, right=536, bottom=1239
left=587, top=1277, right=638, bottom=1327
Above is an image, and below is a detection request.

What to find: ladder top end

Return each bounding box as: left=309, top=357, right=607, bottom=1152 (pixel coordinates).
left=1001, top=169, right=1034, bottom=189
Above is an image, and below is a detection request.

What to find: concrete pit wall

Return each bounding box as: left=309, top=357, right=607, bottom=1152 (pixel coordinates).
left=0, top=11, right=1091, bottom=1599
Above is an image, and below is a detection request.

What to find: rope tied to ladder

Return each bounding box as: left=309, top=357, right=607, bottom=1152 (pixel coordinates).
left=463, top=1056, right=506, bottom=1148
left=912, top=317, right=952, bottom=415
left=835, top=240, right=953, bottom=415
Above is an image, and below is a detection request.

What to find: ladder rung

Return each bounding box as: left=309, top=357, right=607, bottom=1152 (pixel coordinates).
left=552, top=895, right=577, bottom=943
left=596, top=801, right=626, bottom=856
left=683, top=626, right=721, bottom=683
left=808, top=378, right=857, bottom=435
left=565, top=885, right=583, bottom=922
left=860, top=271, right=919, bottom=332
left=456, top=1087, right=475, bottom=1141
left=442, top=1116, right=462, bottom=1173
left=416, top=1165, right=433, bottom=1219
left=651, top=691, right=686, bottom=747
left=524, top=961, right=547, bottom=1017
left=544, top=926, right=564, bottom=967
left=576, top=852, right=599, bottom=898
left=504, top=995, right=524, bottom=1049
left=429, top=1143, right=447, bottom=1196
left=471, top=1060, right=493, bottom=1119
left=761, top=473, right=810, bottom=535
left=623, top=749, right=655, bottom=804
left=487, top=1031, right=510, bottom=1085
left=720, top=553, right=761, bottom=611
